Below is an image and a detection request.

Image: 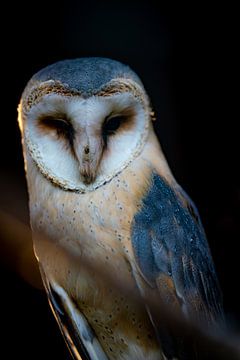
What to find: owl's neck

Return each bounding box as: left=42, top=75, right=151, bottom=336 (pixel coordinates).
left=139, top=125, right=175, bottom=186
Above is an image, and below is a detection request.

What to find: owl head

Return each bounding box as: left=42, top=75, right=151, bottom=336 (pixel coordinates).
left=18, top=58, right=154, bottom=192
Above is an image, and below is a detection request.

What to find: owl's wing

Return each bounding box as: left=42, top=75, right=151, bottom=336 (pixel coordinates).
left=39, top=267, right=108, bottom=360
left=131, top=173, right=224, bottom=358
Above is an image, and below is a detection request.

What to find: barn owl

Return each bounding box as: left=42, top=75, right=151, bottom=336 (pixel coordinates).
left=18, top=58, right=224, bottom=360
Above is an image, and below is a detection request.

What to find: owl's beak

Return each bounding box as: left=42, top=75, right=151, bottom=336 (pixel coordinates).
left=80, top=148, right=97, bottom=184
left=73, top=132, right=104, bottom=184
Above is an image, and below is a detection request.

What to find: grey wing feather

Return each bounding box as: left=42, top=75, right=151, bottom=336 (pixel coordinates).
left=131, top=173, right=224, bottom=358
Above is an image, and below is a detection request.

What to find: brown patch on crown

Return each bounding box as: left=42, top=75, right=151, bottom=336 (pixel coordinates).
left=22, top=78, right=150, bottom=115
left=22, top=81, right=81, bottom=114
left=97, top=81, right=138, bottom=97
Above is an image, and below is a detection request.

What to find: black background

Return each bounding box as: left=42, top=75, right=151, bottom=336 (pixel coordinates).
left=0, top=1, right=239, bottom=358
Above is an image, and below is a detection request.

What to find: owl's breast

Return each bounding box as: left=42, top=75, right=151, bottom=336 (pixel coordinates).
left=30, top=156, right=152, bottom=270
left=29, top=160, right=151, bottom=304
left=29, top=158, right=162, bottom=359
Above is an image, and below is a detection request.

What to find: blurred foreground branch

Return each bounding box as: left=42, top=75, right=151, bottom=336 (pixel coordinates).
left=0, top=209, right=240, bottom=359
left=0, top=210, right=42, bottom=288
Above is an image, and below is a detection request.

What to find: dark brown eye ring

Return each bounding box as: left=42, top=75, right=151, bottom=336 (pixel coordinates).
left=102, top=116, right=125, bottom=136
left=102, top=115, right=126, bottom=145
left=39, top=116, right=74, bottom=145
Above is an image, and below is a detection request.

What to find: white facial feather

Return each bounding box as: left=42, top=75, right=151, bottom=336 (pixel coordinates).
left=20, top=91, right=149, bottom=192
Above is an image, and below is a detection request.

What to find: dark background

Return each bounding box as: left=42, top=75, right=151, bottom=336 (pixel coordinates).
left=0, top=1, right=239, bottom=358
